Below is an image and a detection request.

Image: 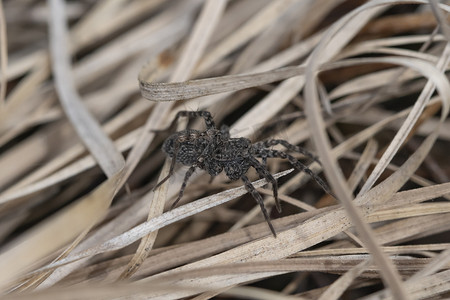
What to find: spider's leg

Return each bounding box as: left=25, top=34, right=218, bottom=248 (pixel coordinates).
left=261, top=156, right=267, bottom=166
left=153, top=155, right=177, bottom=190
left=153, top=140, right=181, bottom=190
left=254, top=139, right=321, bottom=164
left=153, top=110, right=216, bottom=132
left=251, top=145, right=267, bottom=166
left=241, top=175, right=277, bottom=237
left=269, top=150, right=332, bottom=195
left=170, top=165, right=196, bottom=209
left=249, top=156, right=281, bottom=213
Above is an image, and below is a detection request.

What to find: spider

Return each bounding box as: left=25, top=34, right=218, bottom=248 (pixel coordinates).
left=153, top=110, right=331, bottom=237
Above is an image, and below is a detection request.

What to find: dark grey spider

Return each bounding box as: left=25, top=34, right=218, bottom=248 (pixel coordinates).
left=153, top=111, right=330, bottom=237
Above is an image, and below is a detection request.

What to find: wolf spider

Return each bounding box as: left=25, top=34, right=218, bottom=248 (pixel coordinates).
left=153, top=111, right=330, bottom=237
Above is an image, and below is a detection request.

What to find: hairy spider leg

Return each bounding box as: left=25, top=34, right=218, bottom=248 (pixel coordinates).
left=170, top=165, right=196, bottom=209
left=259, top=153, right=268, bottom=166
left=262, top=149, right=332, bottom=195
left=249, top=156, right=281, bottom=213
left=254, top=139, right=321, bottom=164
left=241, top=175, right=277, bottom=237
left=153, top=139, right=182, bottom=190
left=153, top=110, right=216, bottom=132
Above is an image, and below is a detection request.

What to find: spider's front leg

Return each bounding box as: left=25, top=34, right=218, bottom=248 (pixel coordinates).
left=170, top=165, right=196, bottom=209
left=153, top=110, right=216, bottom=132
left=241, top=175, right=277, bottom=237
left=153, top=139, right=181, bottom=190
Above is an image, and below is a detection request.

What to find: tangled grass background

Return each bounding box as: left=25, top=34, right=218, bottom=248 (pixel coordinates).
left=0, top=1, right=450, bottom=299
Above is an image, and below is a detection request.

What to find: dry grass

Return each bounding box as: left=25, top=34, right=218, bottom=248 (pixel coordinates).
left=1, top=0, right=450, bottom=299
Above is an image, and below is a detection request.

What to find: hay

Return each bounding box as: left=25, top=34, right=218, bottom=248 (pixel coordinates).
left=1, top=1, right=450, bottom=299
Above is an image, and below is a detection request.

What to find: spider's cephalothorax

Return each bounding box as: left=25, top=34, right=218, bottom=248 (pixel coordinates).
left=153, top=111, right=330, bottom=237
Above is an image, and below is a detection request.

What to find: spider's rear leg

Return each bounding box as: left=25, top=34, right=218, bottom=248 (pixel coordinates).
left=153, top=110, right=216, bottom=132
left=249, top=156, right=281, bottom=213
left=170, top=165, right=196, bottom=209
left=241, top=175, right=277, bottom=237
left=266, top=149, right=332, bottom=195
left=254, top=139, right=321, bottom=165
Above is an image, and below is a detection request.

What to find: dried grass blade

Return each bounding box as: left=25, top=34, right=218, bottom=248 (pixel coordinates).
left=231, top=75, right=305, bottom=137
left=138, top=198, right=449, bottom=299
left=121, top=0, right=203, bottom=184
left=48, top=0, right=124, bottom=178
left=346, top=139, right=378, bottom=192
left=0, top=126, right=141, bottom=209
left=0, top=170, right=123, bottom=292
left=38, top=186, right=152, bottom=288
left=130, top=213, right=323, bottom=280
left=224, top=286, right=302, bottom=300
left=390, top=181, right=450, bottom=206
left=74, top=5, right=193, bottom=89
left=196, top=0, right=299, bottom=73
left=4, top=0, right=450, bottom=298
left=363, top=131, right=439, bottom=205
left=71, top=0, right=156, bottom=49
left=3, top=50, right=45, bottom=81
left=123, top=0, right=227, bottom=279
left=0, top=58, right=49, bottom=135
left=2, top=256, right=436, bottom=300
left=429, top=0, right=450, bottom=41
left=169, top=0, right=227, bottom=83
left=1, top=282, right=204, bottom=300
left=0, top=0, right=6, bottom=107
left=318, top=259, right=372, bottom=300
left=139, top=65, right=306, bottom=102
left=118, top=160, right=170, bottom=279
left=229, top=1, right=313, bottom=74
left=134, top=209, right=351, bottom=299
left=0, top=147, right=112, bottom=206
left=18, top=228, right=90, bottom=291
left=359, top=45, right=450, bottom=195
left=31, top=169, right=294, bottom=274
left=303, top=2, right=423, bottom=299
left=368, top=203, right=450, bottom=222
left=0, top=132, right=49, bottom=190
left=410, top=247, right=450, bottom=280
left=363, top=269, right=450, bottom=300
left=148, top=256, right=430, bottom=287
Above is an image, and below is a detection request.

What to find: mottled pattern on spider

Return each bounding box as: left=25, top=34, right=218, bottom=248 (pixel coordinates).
left=153, top=111, right=330, bottom=237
